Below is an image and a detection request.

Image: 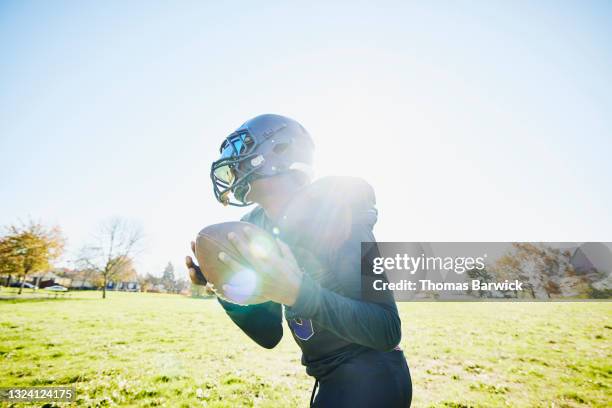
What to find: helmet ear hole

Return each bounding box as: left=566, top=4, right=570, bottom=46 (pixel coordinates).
left=273, top=142, right=290, bottom=155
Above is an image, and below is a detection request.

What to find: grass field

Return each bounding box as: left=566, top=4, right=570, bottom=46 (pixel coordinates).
left=0, top=289, right=610, bottom=407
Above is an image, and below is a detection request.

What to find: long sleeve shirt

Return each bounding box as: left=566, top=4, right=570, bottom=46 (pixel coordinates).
left=218, top=177, right=401, bottom=378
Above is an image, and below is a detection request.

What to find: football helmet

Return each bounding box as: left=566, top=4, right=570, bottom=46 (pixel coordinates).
left=211, top=114, right=315, bottom=206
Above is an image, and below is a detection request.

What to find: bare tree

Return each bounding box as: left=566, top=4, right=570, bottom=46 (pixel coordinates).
left=80, top=218, right=144, bottom=299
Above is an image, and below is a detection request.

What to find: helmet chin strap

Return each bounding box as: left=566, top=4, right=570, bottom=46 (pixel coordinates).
left=234, top=181, right=251, bottom=204
left=237, top=181, right=253, bottom=205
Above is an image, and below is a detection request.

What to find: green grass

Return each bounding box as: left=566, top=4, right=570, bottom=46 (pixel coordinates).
left=0, top=290, right=610, bottom=407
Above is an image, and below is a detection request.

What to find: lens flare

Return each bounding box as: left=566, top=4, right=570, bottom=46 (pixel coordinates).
left=224, top=268, right=258, bottom=304
left=249, top=236, right=275, bottom=260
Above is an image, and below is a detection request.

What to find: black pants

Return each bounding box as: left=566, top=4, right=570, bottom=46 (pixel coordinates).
left=311, top=349, right=412, bottom=407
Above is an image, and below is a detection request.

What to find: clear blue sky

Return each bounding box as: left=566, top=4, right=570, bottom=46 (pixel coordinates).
left=1, top=1, right=611, bottom=278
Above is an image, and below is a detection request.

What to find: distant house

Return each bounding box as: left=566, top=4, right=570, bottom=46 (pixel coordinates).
left=70, top=279, right=96, bottom=289
left=570, top=243, right=612, bottom=274
left=106, top=281, right=140, bottom=292
left=29, top=272, right=71, bottom=289
left=570, top=243, right=612, bottom=291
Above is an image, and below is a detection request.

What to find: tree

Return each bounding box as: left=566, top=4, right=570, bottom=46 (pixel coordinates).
left=161, top=262, right=176, bottom=293
left=0, top=220, right=65, bottom=294
left=138, top=273, right=160, bottom=292
left=174, top=278, right=190, bottom=294
left=80, top=218, right=143, bottom=299
left=467, top=266, right=495, bottom=298
left=490, top=243, right=588, bottom=299
left=114, top=256, right=138, bottom=282
left=0, top=237, right=21, bottom=286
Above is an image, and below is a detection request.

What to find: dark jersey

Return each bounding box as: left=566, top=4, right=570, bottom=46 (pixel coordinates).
left=217, top=176, right=401, bottom=379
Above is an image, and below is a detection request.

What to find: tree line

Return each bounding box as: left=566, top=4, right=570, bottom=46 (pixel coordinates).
left=0, top=218, right=189, bottom=298
left=467, top=243, right=611, bottom=299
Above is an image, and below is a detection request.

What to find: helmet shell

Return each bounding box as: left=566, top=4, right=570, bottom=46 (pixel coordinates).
left=211, top=114, right=315, bottom=206
left=235, top=114, right=314, bottom=178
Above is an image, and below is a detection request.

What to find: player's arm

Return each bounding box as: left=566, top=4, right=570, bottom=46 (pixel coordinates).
left=290, top=221, right=402, bottom=351
left=222, top=220, right=401, bottom=351
left=217, top=299, right=283, bottom=349
left=186, top=244, right=283, bottom=349
left=220, top=195, right=401, bottom=350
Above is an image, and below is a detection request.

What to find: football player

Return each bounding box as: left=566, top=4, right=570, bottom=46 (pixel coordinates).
left=186, top=114, right=412, bottom=407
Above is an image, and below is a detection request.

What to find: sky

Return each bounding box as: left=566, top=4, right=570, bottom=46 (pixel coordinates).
left=1, top=1, right=611, bottom=279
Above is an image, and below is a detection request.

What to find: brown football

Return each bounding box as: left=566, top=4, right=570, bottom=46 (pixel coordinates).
left=194, top=221, right=278, bottom=305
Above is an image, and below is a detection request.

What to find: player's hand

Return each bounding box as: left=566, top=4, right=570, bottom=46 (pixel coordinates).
left=186, top=241, right=215, bottom=295
left=220, top=226, right=303, bottom=306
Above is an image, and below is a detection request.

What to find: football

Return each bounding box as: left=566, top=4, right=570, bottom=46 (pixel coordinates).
left=194, top=221, right=278, bottom=305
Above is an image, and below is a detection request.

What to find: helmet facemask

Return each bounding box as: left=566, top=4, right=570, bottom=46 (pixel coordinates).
left=210, top=131, right=263, bottom=206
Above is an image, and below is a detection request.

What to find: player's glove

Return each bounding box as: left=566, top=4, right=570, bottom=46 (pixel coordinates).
left=186, top=241, right=215, bottom=295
